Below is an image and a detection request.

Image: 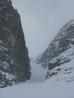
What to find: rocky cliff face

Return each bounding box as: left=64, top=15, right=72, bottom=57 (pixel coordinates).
left=37, top=20, right=74, bottom=79
left=0, top=0, right=31, bottom=87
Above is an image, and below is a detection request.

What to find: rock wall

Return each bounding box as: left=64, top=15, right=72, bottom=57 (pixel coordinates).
left=0, top=0, right=31, bottom=87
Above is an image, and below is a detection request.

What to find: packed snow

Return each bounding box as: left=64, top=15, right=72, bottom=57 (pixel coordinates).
left=0, top=58, right=74, bottom=98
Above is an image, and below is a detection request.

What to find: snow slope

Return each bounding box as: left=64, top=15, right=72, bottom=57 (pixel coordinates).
left=0, top=59, right=74, bottom=98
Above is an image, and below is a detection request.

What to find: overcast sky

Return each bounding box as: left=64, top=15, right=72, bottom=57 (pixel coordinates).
left=12, top=0, right=74, bottom=57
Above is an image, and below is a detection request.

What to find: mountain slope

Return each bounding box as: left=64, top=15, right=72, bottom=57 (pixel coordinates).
left=37, top=20, right=74, bottom=79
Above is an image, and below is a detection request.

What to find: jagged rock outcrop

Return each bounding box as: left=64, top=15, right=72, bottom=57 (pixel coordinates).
left=37, top=20, right=74, bottom=79
left=0, top=0, right=31, bottom=87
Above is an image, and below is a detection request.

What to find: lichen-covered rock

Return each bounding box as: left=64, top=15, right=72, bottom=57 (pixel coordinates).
left=0, top=0, right=31, bottom=87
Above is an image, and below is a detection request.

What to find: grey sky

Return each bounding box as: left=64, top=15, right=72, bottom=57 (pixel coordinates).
left=12, top=0, right=74, bottom=57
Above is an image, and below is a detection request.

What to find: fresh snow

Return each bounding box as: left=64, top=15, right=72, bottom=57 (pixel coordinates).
left=0, top=77, right=74, bottom=98
left=0, top=58, right=74, bottom=98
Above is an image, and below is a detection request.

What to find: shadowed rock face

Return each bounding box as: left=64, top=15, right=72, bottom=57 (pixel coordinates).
left=0, top=0, right=31, bottom=87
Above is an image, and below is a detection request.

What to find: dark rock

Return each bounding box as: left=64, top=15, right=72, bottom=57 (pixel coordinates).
left=0, top=0, right=31, bottom=87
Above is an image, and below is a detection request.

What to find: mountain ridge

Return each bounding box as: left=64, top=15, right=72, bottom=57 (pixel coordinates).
left=37, top=20, right=74, bottom=80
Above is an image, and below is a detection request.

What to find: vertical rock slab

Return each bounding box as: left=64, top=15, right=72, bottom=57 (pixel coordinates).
left=0, top=0, right=31, bottom=87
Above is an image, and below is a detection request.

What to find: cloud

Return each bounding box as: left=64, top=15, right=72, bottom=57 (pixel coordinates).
left=12, top=0, right=74, bottom=57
